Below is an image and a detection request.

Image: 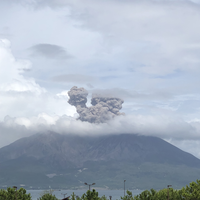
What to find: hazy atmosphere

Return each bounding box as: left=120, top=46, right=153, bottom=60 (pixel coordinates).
left=1, top=0, right=200, bottom=158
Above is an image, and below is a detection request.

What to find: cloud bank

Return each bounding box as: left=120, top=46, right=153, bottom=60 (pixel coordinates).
left=1, top=0, right=200, bottom=159
left=0, top=39, right=45, bottom=94
left=0, top=39, right=76, bottom=120
left=1, top=113, right=200, bottom=158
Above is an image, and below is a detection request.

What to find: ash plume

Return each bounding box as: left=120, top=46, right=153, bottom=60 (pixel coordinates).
left=68, top=86, right=124, bottom=123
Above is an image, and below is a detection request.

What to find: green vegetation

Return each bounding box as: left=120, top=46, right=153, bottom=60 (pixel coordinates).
left=39, top=189, right=110, bottom=200
left=39, top=189, right=58, bottom=200
left=39, top=193, right=58, bottom=200
left=0, top=187, right=31, bottom=200
left=1, top=179, right=200, bottom=200
left=80, top=189, right=111, bottom=200
left=121, top=179, right=200, bottom=200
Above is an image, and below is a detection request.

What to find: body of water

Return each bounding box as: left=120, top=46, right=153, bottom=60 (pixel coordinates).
left=27, top=189, right=143, bottom=200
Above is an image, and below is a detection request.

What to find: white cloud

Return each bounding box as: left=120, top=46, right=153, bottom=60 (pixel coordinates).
left=1, top=113, right=200, bottom=158
left=56, top=90, right=69, bottom=98
left=0, top=39, right=76, bottom=120
left=167, top=139, right=200, bottom=159
left=0, top=0, right=200, bottom=159
left=0, top=39, right=45, bottom=94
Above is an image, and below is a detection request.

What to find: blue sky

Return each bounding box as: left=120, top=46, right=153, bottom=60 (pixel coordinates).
left=1, top=0, right=200, bottom=158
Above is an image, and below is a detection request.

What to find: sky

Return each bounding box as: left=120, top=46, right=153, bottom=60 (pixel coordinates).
left=1, top=0, right=200, bottom=158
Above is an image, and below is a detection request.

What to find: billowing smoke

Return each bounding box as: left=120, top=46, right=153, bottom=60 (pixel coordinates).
left=68, top=86, right=124, bottom=123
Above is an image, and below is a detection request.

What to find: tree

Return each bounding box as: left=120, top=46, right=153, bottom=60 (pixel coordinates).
left=99, top=195, right=109, bottom=200
left=0, top=187, right=31, bottom=200
left=121, top=190, right=134, bottom=200
left=132, top=187, right=183, bottom=200
left=39, top=193, right=58, bottom=200
left=81, top=189, right=100, bottom=200
left=133, top=189, right=157, bottom=200
left=71, top=192, right=76, bottom=200
left=181, top=179, right=200, bottom=200
left=17, top=188, right=32, bottom=200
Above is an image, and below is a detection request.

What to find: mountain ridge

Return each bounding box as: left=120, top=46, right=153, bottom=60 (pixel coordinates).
left=0, top=132, right=200, bottom=189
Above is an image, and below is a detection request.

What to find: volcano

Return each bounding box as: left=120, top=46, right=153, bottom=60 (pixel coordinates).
left=0, top=132, right=199, bottom=190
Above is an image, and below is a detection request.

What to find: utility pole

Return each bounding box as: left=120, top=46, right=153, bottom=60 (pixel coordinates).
left=167, top=185, right=172, bottom=200
left=84, top=183, right=95, bottom=191
left=62, top=193, right=67, bottom=198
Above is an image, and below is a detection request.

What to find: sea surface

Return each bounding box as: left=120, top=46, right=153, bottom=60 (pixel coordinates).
left=27, top=189, right=143, bottom=200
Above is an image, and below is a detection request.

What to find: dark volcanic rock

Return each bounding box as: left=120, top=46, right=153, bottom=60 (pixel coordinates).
left=0, top=132, right=200, bottom=189
left=0, top=132, right=200, bottom=167
left=86, top=134, right=200, bottom=167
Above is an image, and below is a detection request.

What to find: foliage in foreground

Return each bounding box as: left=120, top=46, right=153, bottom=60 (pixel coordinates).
left=39, top=193, right=58, bottom=200
left=80, top=189, right=109, bottom=200
left=1, top=179, right=200, bottom=200
left=0, top=187, right=31, bottom=200
left=121, top=179, right=200, bottom=200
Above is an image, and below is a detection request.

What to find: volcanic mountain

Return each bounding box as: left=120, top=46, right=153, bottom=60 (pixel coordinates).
left=0, top=132, right=199, bottom=190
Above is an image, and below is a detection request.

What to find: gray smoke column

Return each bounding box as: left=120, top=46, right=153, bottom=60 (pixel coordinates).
left=68, top=86, right=124, bottom=123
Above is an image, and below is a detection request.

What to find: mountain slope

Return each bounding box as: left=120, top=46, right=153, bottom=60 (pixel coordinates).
left=0, top=132, right=200, bottom=189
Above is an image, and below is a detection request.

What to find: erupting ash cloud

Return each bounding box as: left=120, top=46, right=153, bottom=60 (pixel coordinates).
left=68, top=86, right=124, bottom=123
